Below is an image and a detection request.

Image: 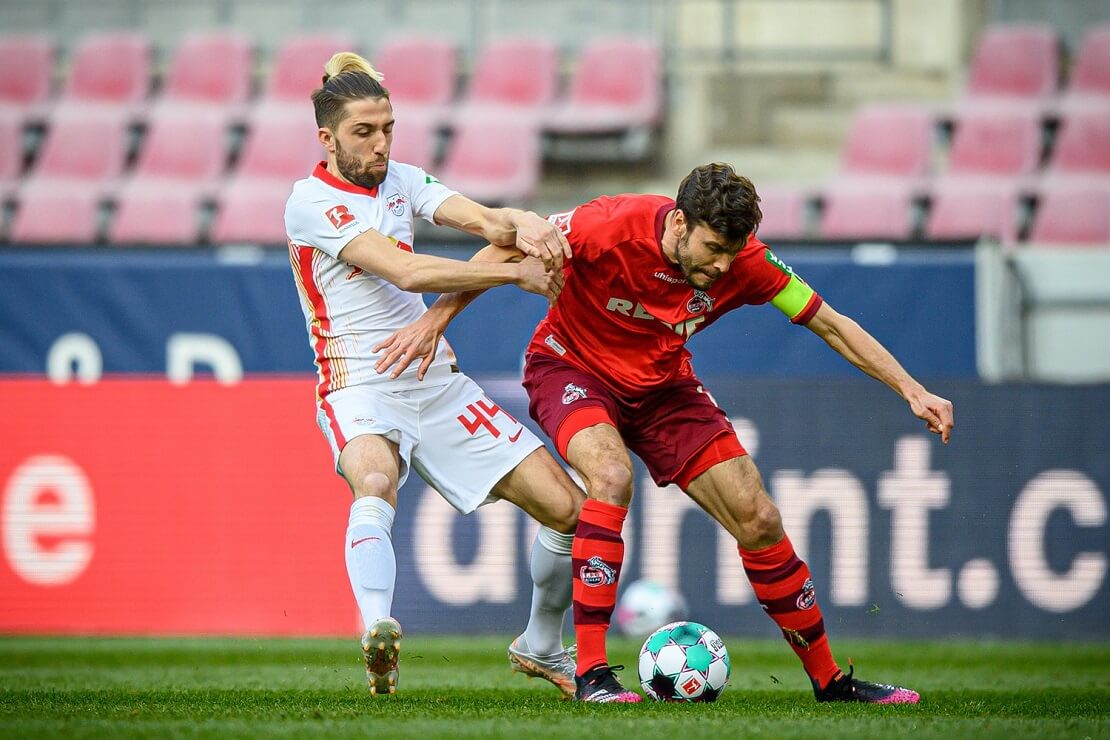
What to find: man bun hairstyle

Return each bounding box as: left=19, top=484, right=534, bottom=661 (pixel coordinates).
left=312, top=52, right=389, bottom=130
left=675, top=162, right=763, bottom=246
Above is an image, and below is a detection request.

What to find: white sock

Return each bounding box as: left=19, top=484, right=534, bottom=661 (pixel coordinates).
left=345, top=496, right=397, bottom=631
left=523, top=526, right=574, bottom=657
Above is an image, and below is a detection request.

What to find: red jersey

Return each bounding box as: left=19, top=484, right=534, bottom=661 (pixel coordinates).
left=526, top=194, right=823, bottom=400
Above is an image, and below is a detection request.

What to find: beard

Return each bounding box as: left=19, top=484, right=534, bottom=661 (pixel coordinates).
left=334, top=139, right=388, bottom=189
left=675, top=234, right=719, bottom=289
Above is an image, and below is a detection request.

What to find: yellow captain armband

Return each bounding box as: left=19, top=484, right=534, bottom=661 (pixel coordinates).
left=770, top=273, right=816, bottom=321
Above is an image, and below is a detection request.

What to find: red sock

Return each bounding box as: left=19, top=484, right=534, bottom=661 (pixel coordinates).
left=571, top=499, right=627, bottom=676
left=739, top=535, right=841, bottom=688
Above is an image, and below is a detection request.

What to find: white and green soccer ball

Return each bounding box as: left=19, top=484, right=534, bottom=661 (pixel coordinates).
left=638, top=621, right=730, bottom=702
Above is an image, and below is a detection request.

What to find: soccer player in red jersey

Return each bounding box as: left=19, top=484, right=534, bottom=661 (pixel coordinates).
left=377, top=163, right=953, bottom=704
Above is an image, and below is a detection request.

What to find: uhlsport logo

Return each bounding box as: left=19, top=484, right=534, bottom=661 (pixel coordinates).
left=686, top=289, right=715, bottom=314
left=562, top=382, right=588, bottom=405
left=386, top=192, right=407, bottom=217
left=796, top=578, right=817, bottom=610
left=580, top=556, right=615, bottom=587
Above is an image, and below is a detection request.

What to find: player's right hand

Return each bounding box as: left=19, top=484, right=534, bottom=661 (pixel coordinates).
left=513, top=256, right=564, bottom=305
left=513, top=210, right=572, bottom=274
left=372, top=312, right=444, bottom=380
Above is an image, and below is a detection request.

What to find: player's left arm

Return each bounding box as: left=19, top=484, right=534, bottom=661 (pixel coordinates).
left=432, top=194, right=572, bottom=273
left=804, top=301, right=955, bottom=443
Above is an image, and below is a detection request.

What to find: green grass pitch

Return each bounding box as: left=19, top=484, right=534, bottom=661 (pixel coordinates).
left=1, top=635, right=1106, bottom=738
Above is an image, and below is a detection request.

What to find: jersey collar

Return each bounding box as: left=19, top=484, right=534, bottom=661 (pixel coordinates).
left=311, top=161, right=380, bottom=197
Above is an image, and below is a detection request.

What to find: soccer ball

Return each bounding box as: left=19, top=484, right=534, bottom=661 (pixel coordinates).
left=638, top=621, right=730, bottom=702
left=614, top=579, right=687, bottom=636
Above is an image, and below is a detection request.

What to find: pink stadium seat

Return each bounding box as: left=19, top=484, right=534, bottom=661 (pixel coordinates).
left=389, top=115, right=438, bottom=172
left=132, top=106, right=229, bottom=188
left=453, top=37, right=558, bottom=123
left=925, top=177, right=1019, bottom=242
left=0, top=34, right=54, bottom=109
left=234, top=108, right=324, bottom=181
left=840, top=104, right=933, bottom=177
left=438, top=118, right=541, bottom=203
left=28, top=105, right=129, bottom=186
left=374, top=37, right=457, bottom=124
left=210, top=179, right=292, bottom=245
left=62, top=31, right=151, bottom=104
left=820, top=184, right=914, bottom=240
left=162, top=31, right=253, bottom=106
left=545, top=37, right=662, bottom=133
left=1029, top=182, right=1110, bottom=244
left=9, top=183, right=101, bottom=244
left=967, top=25, right=1059, bottom=99
left=264, top=33, right=358, bottom=103
left=754, top=185, right=808, bottom=240
left=1049, top=102, right=1110, bottom=175
left=108, top=183, right=201, bottom=245
left=947, top=106, right=1042, bottom=176
left=1069, top=25, right=1110, bottom=99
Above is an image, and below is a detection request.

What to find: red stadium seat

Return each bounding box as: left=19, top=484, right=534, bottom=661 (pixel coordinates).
left=374, top=36, right=457, bottom=125
left=9, top=182, right=101, bottom=244
left=388, top=114, right=438, bottom=172
left=61, top=31, right=151, bottom=104
left=947, top=106, right=1042, bottom=176
left=453, top=37, right=558, bottom=124
left=0, top=108, right=22, bottom=197
left=545, top=37, right=662, bottom=133
left=1029, top=181, right=1110, bottom=244
left=210, top=179, right=292, bottom=245
left=234, top=108, right=324, bottom=182
left=1049, top=102, right=1110, bottom=175
left=438, top=117, right=541, bottom=203
left=264, top=33, right=358, bottom=103
left=1069, top=25, right=1110, bottom=100
left=925, top=177, right=1020, bottom=242
left=754, top=185, right=809, bottom=240
left=839, top=104, right=933, bottom=177
left=162, top=31, right=253, bottom=106
left=966, top=25, right=1059, bottom=100
left=108, top=182, right=202, bottom=245
left=820, top=183, right=914, bottom=240
left=27, top=105, right=129, bottom=187
left=132, top=106, right=229, bottom=188
left=0, top=34, right=54, bottom=109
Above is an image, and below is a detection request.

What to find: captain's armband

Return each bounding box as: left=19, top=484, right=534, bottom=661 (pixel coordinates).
left=771, top=274, right=821, bottom=324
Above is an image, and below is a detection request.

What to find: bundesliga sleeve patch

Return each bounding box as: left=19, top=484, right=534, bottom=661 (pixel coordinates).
left=324, top=204, right=357, bottom=231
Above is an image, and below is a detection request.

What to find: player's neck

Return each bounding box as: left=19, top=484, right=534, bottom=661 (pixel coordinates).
left=659, top=210, right=680, bottom=266
left=325, top=159, right=356, bottom=187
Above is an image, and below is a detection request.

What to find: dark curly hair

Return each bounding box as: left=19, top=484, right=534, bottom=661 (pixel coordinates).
left=675, top=163, right=762, bottom=246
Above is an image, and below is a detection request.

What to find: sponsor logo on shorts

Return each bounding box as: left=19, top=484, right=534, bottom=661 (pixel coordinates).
left=508, top=427, right=524, bottom=443
left=796, top=578, right=817, bottom=610
left=386, top=192, right=407, bottom=217
left=562, top=382, right=588, bottom=405
left=580, top=556, right=615, bottom=587
left=686, top=289, right=715, bottom=314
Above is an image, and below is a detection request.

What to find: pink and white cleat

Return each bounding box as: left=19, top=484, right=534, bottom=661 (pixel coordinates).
left=813, top=665, right=920, bottom=704
left=573, top=664, right=643, bottom=703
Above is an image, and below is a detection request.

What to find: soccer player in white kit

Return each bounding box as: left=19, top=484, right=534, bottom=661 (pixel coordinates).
left=284, top=53, right=584, bottom=697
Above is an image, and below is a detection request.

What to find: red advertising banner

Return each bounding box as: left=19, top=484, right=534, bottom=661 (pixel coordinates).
left=0, top=379, right=356, bottom=636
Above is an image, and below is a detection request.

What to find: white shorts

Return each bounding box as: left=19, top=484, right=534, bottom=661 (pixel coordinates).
left=316, top=372, right=544, bottom=514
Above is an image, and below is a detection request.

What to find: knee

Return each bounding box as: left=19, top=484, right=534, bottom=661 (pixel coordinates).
left=353, top=471, right=396, bottom=506
left=739, top=499, right=783, bottom=548
left=589, top=462, right=633, bottom=507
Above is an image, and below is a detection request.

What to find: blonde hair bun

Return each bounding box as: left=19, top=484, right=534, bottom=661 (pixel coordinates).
left=322, top=52, right=384, bottom=84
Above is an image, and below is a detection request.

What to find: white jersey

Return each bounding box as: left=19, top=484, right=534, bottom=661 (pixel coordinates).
left=285, top=161, right=459, bottom=398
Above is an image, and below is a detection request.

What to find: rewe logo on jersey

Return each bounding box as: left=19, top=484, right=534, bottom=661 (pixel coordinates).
left=386, top=192, right=407, bottom=217
left=606, top=296, right=707, bottom=338
left=325, top=205, right=355, bottom=230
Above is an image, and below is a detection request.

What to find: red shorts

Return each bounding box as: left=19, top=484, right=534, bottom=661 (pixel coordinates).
left=522, top=351, right=747, bottom=489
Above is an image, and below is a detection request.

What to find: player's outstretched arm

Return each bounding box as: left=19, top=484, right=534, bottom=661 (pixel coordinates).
left=805, top=301, right=955, bottom=443
left=432, top=194, right=572, bottom=273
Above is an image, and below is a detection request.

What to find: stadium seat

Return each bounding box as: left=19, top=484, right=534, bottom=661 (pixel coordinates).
left=374, top=36, right=457, bottom=125
left=26, top=104, right=130, bottom=189
left=108, top=182, right=202, bottom=246
left=966, top=25, right=1059, bottom=100
left=1029, top=181, right=1110, bottom=244
left=209, top=179, right=293, bottom=245
left=0, top=108, right=22, bottom=198
left=264, top=33, right=358, bottom=103
left=946, top=106, right=1042, bottom=176
left=161, top=31, right=253, bottom=106
left=234, top=109, right=324, bottom=182
left=61, top=31, right=151, bottom=105
left=125, top=105, right=229, bottom=200
left=0, top=34, right=54, bottom=112
left=545, top=37, right=662, bottom=133
left=754, top=185, right=809, bottom=240
left=8, top=182, right=101, bottom=244
left=1048, top=102, right=1110, bottom=175
left=389, top=114, right=438, bottom=172
left=452, top=37, right=559, bottom=124
left=438, top=117, right=541, bottom=203
left=839, top=104, right=934, bottom=177
left=820, top=183, right=914, bottom=240
left=925, top=177, right=1020, bottom=242
left=1067, top=25, right=1110, bottom=100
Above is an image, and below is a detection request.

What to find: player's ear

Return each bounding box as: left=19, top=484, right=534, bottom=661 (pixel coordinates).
left=673, top=208, right=688, bottom=237
left=318, top=127, right=336, bottom=154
